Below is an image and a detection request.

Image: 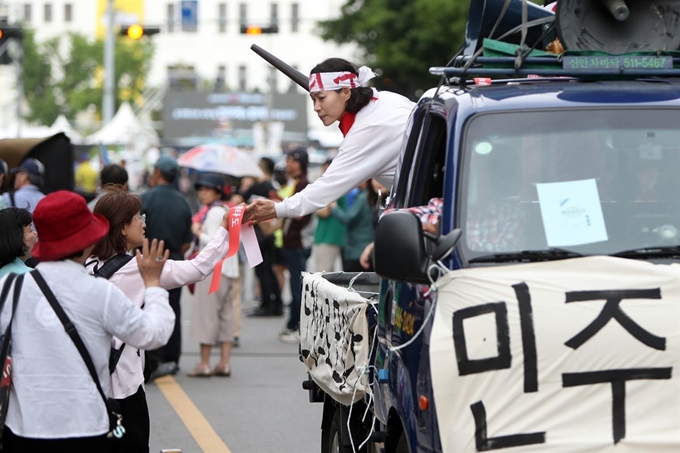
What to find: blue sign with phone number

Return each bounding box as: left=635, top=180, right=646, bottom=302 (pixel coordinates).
left=563, top=56, right=673, bottom=71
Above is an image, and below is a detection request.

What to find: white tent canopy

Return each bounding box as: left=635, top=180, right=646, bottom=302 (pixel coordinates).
left=49, top=114, right=85, bottom=144
left=86, top=102, right=159, bottom=151
left=0, top=124, right=52, bottom=140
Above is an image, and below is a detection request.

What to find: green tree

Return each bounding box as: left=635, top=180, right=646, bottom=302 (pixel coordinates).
left=22, top=31, right=154, bottom=126
left=21, top=30, right=60, bottom=125
left=317, top=0, right=546, bottom=99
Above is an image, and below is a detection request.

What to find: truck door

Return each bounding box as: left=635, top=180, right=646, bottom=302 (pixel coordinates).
left=381, top=103, right=449, bottom=453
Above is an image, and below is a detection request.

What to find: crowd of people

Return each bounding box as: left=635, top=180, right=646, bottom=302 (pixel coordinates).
left=0, top=55, right=409, bottom=452
left=0, top=150, right=382, bottom=451
left=241, top=149, right=383, bottom=343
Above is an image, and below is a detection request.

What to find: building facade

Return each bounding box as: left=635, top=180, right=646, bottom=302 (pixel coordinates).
left=0, top=0, right=357, bottom=145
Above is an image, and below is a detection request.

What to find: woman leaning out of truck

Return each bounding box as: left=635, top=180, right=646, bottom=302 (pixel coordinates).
left=86, top=185, right=232, bottom=453
left=247, top=58, right=416, bottom=223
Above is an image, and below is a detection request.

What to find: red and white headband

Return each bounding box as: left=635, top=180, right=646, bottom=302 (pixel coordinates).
left=308, top=66, right=377, bottom=93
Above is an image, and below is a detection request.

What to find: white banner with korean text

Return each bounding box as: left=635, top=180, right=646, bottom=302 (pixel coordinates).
left=431, top=256, right=680, bottom=453
left=300, top=272, right=373, bottom=406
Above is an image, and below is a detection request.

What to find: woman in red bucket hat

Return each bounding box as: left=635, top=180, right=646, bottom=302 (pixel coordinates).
left=30, top=190, right=110, bottom=260
left=0, top=190, right=175, bottom=453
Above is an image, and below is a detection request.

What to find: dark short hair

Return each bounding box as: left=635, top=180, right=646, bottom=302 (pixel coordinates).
left=156, top=167, right=178, bottom=184
left=91, top=186, right=142, bottom=259
left=26, top=173, right=43, bottom=188
left=0, top=207, right=33, bottom=267
left=100, top=164, right=129, bottom=187
left=259, top=157, right=275, bottom=176
left=310, top=58, right=373, bottom=113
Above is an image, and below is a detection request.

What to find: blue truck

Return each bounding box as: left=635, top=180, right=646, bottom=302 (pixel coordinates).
left=300, top=1, right=680, bottom=452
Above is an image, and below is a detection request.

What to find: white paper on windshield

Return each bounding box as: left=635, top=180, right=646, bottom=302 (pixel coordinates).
left=536, top=179, right=608, bottom=247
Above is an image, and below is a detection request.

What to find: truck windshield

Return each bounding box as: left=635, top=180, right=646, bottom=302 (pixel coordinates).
left=459, top=108, right=680, bottom=261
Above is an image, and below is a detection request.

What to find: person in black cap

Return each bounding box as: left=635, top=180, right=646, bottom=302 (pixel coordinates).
left=142, top=155, right=193, bottom=379
left=241, top=157, right=284, bottom=317
left=278, top=147, right=313, bottom=343
left=2, top=158, right=46, bottom=213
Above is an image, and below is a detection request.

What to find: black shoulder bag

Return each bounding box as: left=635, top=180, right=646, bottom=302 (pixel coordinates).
left=92, top=254, right=134, bottom=374
left=93, top=254, right=134, bottom=280
left=30, top=270, right=125, bottom=440
left=0, top=273, right=24, bottom=444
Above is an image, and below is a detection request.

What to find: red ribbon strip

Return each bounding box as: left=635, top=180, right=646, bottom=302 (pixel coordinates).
left=208, top=205, right=243, bottom=294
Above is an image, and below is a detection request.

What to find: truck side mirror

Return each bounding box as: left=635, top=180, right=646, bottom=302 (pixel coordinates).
left=431, top=228, right=462, bottom=262
left=374, top=211, right=431, bottom=284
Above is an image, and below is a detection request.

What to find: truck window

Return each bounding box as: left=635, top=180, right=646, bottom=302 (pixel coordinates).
left=457, top=108, right=680, bottom=260
left=392, top=107, right=426, bottom=208
left=408, top=114, right=447, bottom=207
left=395, top=111, right=447, bottom=209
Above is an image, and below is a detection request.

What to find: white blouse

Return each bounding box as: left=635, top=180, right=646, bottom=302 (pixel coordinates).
left=0, top=260, right=173, bottom=439
left=86, top=226, right=231, bottom=399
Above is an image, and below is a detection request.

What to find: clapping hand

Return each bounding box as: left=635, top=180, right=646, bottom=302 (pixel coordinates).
left=136, top=238, right=169, bottom=288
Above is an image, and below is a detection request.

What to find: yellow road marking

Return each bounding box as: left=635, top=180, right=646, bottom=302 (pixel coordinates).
left=155, top=376, right=232, bottom=453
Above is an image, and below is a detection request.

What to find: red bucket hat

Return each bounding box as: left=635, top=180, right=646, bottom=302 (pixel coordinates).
left=32, top=191, right=110, bottom=261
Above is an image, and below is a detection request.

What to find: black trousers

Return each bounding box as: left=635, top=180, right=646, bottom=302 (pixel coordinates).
left=254, top=230, right=283, bottom=313
left=4, top=428, right=111, bottom=453
left=283, top=247, right=311, bottom=331
left=113, top=385, right=149, bottom=453
left=149, top=287, right=182, bottom=366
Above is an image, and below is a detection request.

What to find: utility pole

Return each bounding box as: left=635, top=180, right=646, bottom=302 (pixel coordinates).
left=103, top=0, right=115, bottom=123
left=15, top=39, right=21, bottom=137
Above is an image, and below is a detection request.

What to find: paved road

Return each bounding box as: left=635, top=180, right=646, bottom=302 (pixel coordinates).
left=146, top=275, right=323, bottom=453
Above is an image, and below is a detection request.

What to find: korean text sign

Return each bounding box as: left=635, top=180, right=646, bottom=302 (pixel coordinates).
left=430, top=256, right=680, bottom=452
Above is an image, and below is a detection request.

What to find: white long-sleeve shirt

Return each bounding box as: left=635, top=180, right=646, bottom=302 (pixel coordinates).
left=86, top=226, right=231, bottom=398
left=275, top=89, right=416, bottom=219
left=0, top=260, right=173, bottom=439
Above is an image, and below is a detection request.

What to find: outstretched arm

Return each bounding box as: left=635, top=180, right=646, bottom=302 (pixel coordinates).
left=248, top=125, right=397, bottom=222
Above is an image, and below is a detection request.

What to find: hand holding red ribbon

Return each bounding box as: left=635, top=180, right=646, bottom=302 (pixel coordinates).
left=208, top=204, right=262, bottom=294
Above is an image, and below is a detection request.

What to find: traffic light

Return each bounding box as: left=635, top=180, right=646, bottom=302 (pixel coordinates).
left=240, top=24, right=279, bottom=34
left=0, top=21, right=23, bottom=65
left=120, top=24, right=160, bottom=40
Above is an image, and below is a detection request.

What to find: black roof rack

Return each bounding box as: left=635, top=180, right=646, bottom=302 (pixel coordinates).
left=431, top=55, right=680, bottom=80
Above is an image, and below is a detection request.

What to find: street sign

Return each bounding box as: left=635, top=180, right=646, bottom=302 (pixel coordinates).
left=181, top=0, right=198, bottom=32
